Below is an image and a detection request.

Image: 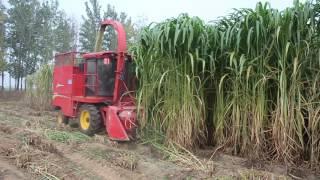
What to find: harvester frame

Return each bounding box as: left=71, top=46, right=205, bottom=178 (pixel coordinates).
left=52, top=20, right=137, bottom=141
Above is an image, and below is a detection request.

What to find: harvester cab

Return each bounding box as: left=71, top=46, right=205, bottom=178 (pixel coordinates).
left=52, top=20, right=137, bottom=141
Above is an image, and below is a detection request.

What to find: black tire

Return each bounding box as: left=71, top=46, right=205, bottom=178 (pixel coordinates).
left=69, top=118, right=79, bottom=128
left=57, top=110, right=69, bottom=125
left=77, top=104, right=103, bottom=136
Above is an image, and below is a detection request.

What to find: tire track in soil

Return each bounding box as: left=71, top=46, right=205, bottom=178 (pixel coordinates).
left=0, top=125, right=105, bottom=180
left=0, top=103, right=106, bottom=179
left=65, top=152, right=141, bottom=180
left=1, top=100, right=307, bottom=180
left=0, top=101, right=183, bottom=180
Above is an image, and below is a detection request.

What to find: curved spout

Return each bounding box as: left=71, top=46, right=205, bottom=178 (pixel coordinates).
left=94, top=20, right=127, bottom=53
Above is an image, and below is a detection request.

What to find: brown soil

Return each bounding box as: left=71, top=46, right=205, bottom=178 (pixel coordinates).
left=0, top=98, right=319, bottom=180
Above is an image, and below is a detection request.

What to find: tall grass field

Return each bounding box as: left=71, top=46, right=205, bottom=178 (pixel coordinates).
left=134, top=0, right=320, bottom=166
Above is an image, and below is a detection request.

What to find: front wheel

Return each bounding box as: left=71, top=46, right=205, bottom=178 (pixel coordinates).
left=78, top=104, right=103, bottom=136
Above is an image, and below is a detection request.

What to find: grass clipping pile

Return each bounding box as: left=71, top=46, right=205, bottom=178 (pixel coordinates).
left=134, top=0, right=320, bottom=167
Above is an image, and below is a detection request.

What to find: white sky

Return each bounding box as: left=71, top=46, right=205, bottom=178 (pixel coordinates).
left=2, top=0, right=298, bottom=24
left=59, top=0, right=296, bottom=24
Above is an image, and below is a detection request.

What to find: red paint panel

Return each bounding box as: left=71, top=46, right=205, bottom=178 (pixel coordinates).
left=103, top=106, right=130, bottom=141
left=52, top=96, right=74, bottom=117
left=53, top=65, right=74, bottom=96
left=72, top=74, right=84, bottom=96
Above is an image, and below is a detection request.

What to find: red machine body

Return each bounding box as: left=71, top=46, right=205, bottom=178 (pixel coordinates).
left=52, top=20, right=136, bottom=141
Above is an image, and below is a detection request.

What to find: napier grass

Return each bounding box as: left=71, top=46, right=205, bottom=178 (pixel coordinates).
left=26, top=64, right=52, bottom=111
left=134, top=0, right=320, bottom=166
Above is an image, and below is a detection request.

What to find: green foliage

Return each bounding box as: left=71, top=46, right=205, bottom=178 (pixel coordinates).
left=6, top=0, right=77, bottom=89
left=102, top=4, right=136, bottom=50
left=135, top=1, right=320, bottom=166
left=79, top=0, right=137, bottom=52
left=134, top=14, right=208, bottom=148
left=0, top=1, right=6, bottom=90
left=54, top=12, right=77, bottom=53
left=79, top=0, right=102, bottom=52
left=208, top=1, right=320, bottom=164
left=0, top=1, right=6, bottom=73
left=7, top=0, right=40, bottom=80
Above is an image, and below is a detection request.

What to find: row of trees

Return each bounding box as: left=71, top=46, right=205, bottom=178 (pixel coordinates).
left=0, top=0, right=77, bottom=90
left=0, top=0, right=137, bottom=91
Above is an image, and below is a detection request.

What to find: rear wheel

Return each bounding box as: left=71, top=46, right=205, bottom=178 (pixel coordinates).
left=57, top=110, right=69, bottom=125
left=78, top=104, right=103, bottom=136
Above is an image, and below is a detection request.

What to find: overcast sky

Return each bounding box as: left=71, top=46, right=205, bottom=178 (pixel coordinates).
left=59, top=0, right=296, bottom=24
left=2, top=0, right=297, bottom=24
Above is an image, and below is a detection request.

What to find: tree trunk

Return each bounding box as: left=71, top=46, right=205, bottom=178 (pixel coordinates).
left=24, top=78, right=26, bottom=91
left=20, top=76, right=23, bottom=91
left=16, top=57, right=22, bottom=91
left=9, top=75, right=11, bottom=91
left=1, top=71, right=4, bottom=91
left=16, top=77, right=20, bottom=91
left=0, top=72, right=2, bottom=91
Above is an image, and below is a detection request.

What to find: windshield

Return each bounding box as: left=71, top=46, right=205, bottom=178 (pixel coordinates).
left=85, top=58, right=116, bottom=97
left=85, top=56, right=135, bottom=97
left=97, top=59, right=115, bottom=96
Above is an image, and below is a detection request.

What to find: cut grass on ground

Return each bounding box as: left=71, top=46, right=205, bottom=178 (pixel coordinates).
left=44, top=130, right=90, bottom=144
left=82, top=146, right=138, bottom=171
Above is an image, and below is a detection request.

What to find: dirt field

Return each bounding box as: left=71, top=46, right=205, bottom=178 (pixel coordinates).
left=0, top=98, right=319, bottom=180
